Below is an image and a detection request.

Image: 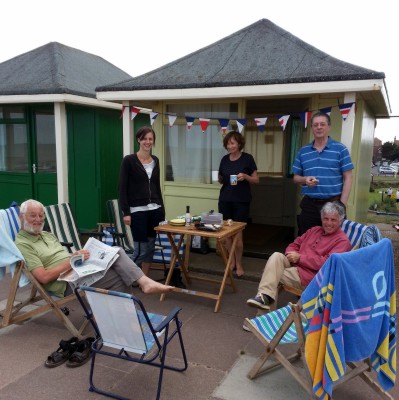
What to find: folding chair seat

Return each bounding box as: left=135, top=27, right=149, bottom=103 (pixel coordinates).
left=274, top=220, right=375, bottom=309
left=106, top=199, right=168, bottom=273
left=44, top=202, right=103, bottom=253
left=244, top=238, right=396, bottom=400
left=75, top=286, right=188, bottom=400
left=0, top=206, right=86, bottom=338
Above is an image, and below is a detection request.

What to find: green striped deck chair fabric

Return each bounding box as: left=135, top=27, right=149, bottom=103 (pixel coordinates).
left=44, top=203, right=82, bottom=253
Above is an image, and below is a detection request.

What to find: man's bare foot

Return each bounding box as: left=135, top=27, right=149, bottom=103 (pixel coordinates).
left=236, top=265, right=244, bottom=277
left=136, top=276, right=174, bottom=294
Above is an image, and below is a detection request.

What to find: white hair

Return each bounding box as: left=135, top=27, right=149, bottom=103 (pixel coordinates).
left=20, top=199, right=45, bottom=214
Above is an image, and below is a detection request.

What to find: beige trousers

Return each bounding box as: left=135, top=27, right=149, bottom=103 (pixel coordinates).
left=257, top=252, right=304, bottom=300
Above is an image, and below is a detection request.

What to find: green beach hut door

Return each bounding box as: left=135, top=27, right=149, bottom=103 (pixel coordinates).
left=0, top=105, right=57, bottom=208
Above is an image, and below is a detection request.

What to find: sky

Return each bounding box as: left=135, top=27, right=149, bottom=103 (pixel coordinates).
left=1, top=0, right=398, bottom=144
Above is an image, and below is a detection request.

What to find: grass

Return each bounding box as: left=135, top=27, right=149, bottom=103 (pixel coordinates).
left=367, top=178, right=399, bottom=224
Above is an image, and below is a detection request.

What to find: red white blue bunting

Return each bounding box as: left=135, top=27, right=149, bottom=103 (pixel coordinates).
left=125, top=102, right=356, bottom=133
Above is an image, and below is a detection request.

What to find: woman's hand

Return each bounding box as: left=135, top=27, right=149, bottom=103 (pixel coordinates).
left=123, top=215, right=131, bottom=226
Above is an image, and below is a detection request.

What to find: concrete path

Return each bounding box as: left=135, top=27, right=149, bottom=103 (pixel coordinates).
left=0, top=223, right=397, bottom=400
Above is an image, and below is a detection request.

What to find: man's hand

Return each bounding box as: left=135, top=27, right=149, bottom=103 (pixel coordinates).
left=72, top=249, right=90, bottom=261
left=305, top=176, right=319, bottom=188
left=286, top=251, right=300, bottom=264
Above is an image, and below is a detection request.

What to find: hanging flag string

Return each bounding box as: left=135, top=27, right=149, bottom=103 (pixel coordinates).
left=125, top=102, right=356, bottom=133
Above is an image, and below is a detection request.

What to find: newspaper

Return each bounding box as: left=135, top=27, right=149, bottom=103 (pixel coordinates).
left=58, top=237, right=119, bottom=290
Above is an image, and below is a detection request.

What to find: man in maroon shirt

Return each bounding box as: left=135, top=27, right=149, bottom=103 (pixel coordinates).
left=247, top=202, right=351, bottom=310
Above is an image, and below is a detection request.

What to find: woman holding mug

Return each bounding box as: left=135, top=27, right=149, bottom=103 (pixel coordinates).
left=118, top=126, right=165, bottom=275
left=218, top=131, right=259, bottom=277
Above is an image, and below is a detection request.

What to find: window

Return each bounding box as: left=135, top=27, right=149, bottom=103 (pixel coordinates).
left=165, top=103, right=238, bottom=184
left=0, top=106, right=28, bottom=172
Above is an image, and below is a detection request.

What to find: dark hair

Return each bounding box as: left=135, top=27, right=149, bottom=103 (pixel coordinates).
left=222, top=131, right=245, bottom=151
left=310, top=112, right=331, bottom=126
left=136, top=126, right=156, bottom=145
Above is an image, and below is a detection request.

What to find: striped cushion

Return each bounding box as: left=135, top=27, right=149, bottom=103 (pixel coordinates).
left=248, top=305, right=309, bottom=344
left=340, top=219, right=368, bottom=249
left=2, top=206, right=20, bottom=240
left=44, top=203, right=82, bottom=253
left=153, top=233, right=184, bottom=264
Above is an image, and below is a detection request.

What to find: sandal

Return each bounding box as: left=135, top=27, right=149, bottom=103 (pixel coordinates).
left=45, top=337, right=78, bottom=368
left=66, top=337, right=95, bottom=368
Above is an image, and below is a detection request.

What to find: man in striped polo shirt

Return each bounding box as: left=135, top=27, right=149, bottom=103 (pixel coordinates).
left=292, top=112, right=354, bottom=235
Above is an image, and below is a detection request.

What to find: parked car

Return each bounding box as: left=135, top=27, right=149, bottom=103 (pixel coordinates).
left=378, top=166, right=396, bottom=175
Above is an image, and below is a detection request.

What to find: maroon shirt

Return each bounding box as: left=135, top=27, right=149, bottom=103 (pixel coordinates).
left=285, top=226, right=351, bottom=286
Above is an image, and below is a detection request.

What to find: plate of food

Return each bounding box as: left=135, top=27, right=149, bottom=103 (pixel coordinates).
left=169, top=218, right=186, bottom=226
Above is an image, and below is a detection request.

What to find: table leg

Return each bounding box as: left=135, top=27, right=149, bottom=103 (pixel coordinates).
left=214, top=233, right=239, bottom=312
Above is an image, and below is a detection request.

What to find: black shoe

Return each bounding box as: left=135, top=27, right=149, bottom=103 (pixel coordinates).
left=246, top=293, right=273, bottom=310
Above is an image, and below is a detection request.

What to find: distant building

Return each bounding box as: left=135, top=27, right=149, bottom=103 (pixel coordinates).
left=373, top=137, right=383, bottom=163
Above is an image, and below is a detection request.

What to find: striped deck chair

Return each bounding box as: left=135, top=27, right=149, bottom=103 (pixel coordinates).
left=274, top=220, right=374, bottom=307
left=44, top=202, right=103, bottom=253
left=106, top=199, right=169, bottom=273
left=0, top=206, right=86, bottom=338
left=244, top=239, right=395, bottom=400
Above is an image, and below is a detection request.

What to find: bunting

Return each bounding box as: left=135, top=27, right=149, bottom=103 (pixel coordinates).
left=185, top=116, right=195, bottom=130
left=122, top=102, right=356, bottom=134
left=199, top=118, right=210, bottom=132
left=130, top=106, right=140, bottom=120
left=236, top=119, right=247, bottom=134
left=278, top=114, right=290, bottom=131
left=120, top=105, right=126, bottom=119
left=339, top=102, right=355, bottom=121
left=319, top=106, right=332, bottom=116
left=218, top=118, right=229, bottom=135
left=150, top=112, right=159, bottom=126
left=254, top=117, right=268, bottom=132
left=167, top=113, right=177, bottom=127
left=299, top=111, right=312, bottom=128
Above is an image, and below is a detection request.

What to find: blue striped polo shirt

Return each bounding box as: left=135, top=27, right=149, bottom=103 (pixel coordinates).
left=292, top=137, right=354, bottom=199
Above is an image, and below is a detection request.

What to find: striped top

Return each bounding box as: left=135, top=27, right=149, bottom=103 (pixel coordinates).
left=292, top=137, right=354, bottom=199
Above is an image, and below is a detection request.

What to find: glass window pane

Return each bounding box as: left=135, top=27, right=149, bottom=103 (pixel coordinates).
left=0, top=124, right=28, bottom=171
left=165, top=103, right=238, bottom=183
left=0, top=105, right=25, bottom=119
left=36, top=111, right=56, bottom=172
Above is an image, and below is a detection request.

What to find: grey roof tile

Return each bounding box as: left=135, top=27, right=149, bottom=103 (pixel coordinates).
left=97, top=19, right=384, bottom=92
left=0, top=42, right=132, bottom=98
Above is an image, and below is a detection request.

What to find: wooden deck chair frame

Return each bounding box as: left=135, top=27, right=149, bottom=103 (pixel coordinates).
left=271, top=219, right=371, bottom=310
left=75, top=286, right=188, bottom=400
left=244, top=300, right=394, bottom=400
left=1, top=260, right=87, bottom=338
left=44, top=202, right=103, bottom=253
left=0, top=206, right=86, bottom=338
left=106, top=199, right=167, bottom=274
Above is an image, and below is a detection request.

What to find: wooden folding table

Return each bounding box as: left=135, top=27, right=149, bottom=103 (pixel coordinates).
left=154, top=221, right=246, bottom=312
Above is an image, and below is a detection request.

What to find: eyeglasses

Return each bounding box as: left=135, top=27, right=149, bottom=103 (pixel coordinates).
left=24, top=213, right=45, bottom=220
left=312, top=123, right=329, bottom=128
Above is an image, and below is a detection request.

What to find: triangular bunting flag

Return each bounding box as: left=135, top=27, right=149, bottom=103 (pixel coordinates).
left=254, top=117, right=268, bottom=132
left=339, top=102, right=355, bottom=121
left=167, top=114, right=177, bottom=127
left=218, top=119, right=229, bottom=135
left=278, top=115, right=290, bottom=131
left=130, top=106, right=140, bottom=120
left=150, top=112, right=159, bottom=126
left=299, top=111, right=312, bottom=128
left=236, top=119, right=247, bottom=134
left=185, top=116, right=196, bottom=130
left=199, top=118, right=210, bottom=133
left=319, top=106, right=332, bottom=116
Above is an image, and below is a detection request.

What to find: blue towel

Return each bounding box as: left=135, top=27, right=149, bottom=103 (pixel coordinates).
left=301, top=238, right=396, bottom=399
left=0, top=209, right=29, bottom=287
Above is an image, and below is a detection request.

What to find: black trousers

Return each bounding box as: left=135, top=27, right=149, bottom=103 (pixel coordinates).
left=297, top=195, right=341, bottom=236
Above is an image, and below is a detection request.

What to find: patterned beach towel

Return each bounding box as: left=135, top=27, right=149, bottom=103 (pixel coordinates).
left=301, top=238, right=396, bottom=399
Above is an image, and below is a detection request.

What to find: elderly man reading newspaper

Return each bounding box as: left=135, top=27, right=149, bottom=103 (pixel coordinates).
left=15, top=199, right=174, bottom=298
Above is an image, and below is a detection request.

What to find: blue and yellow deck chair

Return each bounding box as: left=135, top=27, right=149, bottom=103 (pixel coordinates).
left=75, top=286, right=188, bottom=400
left=244, top=238, right=396, bottom=400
